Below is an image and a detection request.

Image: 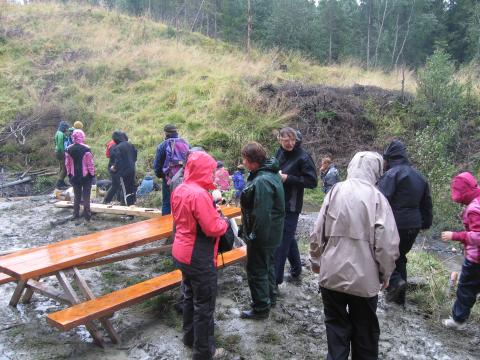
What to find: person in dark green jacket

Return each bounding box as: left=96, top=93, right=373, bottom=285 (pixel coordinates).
left=240, top=142, right=285, bottom=320
left=54, top=120, right=70, bottom=189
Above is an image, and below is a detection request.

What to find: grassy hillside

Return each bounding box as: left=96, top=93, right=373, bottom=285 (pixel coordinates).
left=0, top=2, right=416, bottom=177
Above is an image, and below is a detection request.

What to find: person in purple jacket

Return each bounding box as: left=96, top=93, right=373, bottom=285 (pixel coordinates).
left=441, top=172, right=480, bottom=330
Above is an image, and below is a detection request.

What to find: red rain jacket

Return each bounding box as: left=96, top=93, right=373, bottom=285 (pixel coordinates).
left=171, top=152, right=228, bottom=269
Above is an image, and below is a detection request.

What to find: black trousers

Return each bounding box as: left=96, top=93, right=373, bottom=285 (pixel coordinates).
left=104, top=173, right=136, bottom=205
left=321, top=287, right=380, bottom=360
left=388, top=228, right=419, bottom=303
left=246, top=242, right=277, bottom=313
left=452, top=258, right=480, bottom=323
left=179, top=263, right=217, bottom=360
left=72, top=177, right=92, bottom=219
left=275, top=212, right=301, bottom=284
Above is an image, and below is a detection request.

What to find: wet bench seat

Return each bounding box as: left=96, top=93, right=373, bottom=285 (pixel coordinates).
left=46, top=246, right=247, bottom=331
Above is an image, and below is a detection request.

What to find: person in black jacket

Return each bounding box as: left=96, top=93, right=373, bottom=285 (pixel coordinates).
left=275, top=127, right=318, bottom=285
left=103, top=131, right=138, bottom=206
left=378, top=140, right=433, bottom=305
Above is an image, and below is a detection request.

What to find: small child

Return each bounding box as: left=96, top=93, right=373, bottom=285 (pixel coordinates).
left=441, top=172, right=480, bottom=330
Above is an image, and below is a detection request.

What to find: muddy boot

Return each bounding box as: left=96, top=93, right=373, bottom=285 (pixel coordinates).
left=386, top=279, right=407, bottom=303
left=240, top=309, right=269, bottom=320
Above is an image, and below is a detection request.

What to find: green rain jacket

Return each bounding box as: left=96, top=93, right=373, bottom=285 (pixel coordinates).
left=241, top=157, right=285, bottom=248
left=54, top=130, right=66, bottom=153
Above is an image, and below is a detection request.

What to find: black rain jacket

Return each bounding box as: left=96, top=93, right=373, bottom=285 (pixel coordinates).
left=378, top=140, right=433, bottom=230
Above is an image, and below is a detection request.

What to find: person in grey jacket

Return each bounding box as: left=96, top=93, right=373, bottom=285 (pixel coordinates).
left=320, top=157, right=340, bottom=193
left=310, top=151, right=399, bottom=360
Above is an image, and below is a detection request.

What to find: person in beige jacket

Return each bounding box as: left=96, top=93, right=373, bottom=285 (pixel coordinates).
left=310, top=151, right=399, bottom=360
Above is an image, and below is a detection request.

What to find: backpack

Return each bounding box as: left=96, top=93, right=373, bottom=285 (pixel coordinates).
left=162, top=138, right=189, bottom=184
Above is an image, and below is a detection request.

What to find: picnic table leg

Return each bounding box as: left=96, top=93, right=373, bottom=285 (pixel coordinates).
left=9, top=280, right=27, bottom=307
left=72, top=267, right=121, bottom=344
left=21, top=277, right=39, bottom=304
left=56, top=270, right=105, bottom=347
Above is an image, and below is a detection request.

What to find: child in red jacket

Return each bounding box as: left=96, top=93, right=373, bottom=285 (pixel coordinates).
left=441, top=172, right=480, bottom=330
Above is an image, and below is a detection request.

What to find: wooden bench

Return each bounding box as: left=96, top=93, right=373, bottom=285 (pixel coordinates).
left=47, top=246, right=247, bottom=333
left=0, top=273, right=14, bottom=285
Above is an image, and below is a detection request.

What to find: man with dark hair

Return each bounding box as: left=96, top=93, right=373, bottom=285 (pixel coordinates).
left=153, top=124, right=189, bottom=215
left=379, top=139, right=433, bottom=305
left=240, top=142, right=285, bottom=319
left=275, top=127, right=318, bottom=285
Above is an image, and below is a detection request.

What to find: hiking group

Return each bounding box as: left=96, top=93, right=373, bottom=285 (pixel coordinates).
left=53, top=121, right=479, bottom=360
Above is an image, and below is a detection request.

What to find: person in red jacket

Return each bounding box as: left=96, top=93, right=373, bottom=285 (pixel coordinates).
left=171, top=151, right=229, bottom=360
left=441, top=172, right=480, bottom=330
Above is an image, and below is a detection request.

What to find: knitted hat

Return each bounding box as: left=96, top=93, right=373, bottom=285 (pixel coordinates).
left=164, top=124, right=177, bottom=134
left=73, top=121, right=84, bottom=129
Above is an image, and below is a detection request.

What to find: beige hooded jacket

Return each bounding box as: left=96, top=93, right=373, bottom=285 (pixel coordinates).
left=310, top=151, right=400, bottom=298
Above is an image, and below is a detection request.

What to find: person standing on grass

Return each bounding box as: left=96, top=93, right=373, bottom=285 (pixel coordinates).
left=310, top=151, right=399, bottom=360
left=214, top=161, right=231, bottom=192
left=441, top=172, right=480, bottom=330
left=171, top=151, right=229, bottom=360
left=54, top=120, right=70, bottom=189
left=240, top=142, right=285, bottom=320
left=153, top=124, right=189, bottom=215
left=379, top=140, right=433, bottom=305
left=275, top=127, right=317, bottom=285
left=320, top=156, right=340, bottom=193
left=65, top=129, right=95, bottom=221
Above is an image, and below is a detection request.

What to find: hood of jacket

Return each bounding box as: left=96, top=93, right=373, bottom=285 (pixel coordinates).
left=112, top=131, right=128, bottom=144
left=184, top=151, right=217, bottom=190
left=451, top=172, right=480, bottom=205
left=383, top=140, right=410, bottom=167
left=72, top=129, right=85, bottom=144
left=347, top=151, right=383, bottom=185
left=58, top=121, right=69, bottom=132
left=256, top=157, right=280, bottom=174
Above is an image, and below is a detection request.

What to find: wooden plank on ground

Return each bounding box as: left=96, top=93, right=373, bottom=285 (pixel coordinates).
left=54, top=201, right=162, bottom=218
left=46, top=246, right=247, bottom=331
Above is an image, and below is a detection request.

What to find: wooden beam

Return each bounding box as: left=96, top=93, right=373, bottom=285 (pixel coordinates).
left=25, top=279, right=71, bottom=305
left=77, top=245, right=172, bottom=270
left=0, top=176, right=32, bottom=189
left=54, top=201, right=163, bottom=218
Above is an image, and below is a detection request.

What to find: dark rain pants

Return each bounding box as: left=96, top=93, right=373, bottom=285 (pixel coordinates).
left=162, top=179, right=171, bottom=214
left=452, top=258, right=480, bottom=323
left=56, top=152, right=67, bottom=184
left=246, top=242, right=277, bottom=313
left=104, top=173, right=136, bottom=205
left=388, top=228, right=419, bottom=304
left=179, top=263, right=217, bottom=360
left=321, top=287, right=380, bottom=360
left=275, top=211, right=301, bottom=284
left=72, top=177, right=92, bottom=220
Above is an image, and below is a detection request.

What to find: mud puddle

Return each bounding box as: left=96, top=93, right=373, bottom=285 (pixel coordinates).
left=0, top=197, right=478, bottom=359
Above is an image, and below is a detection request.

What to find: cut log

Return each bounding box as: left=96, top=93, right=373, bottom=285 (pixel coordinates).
left=54, top=201, right=163, bottom=218
left=0, top=176, right=32, bottom=189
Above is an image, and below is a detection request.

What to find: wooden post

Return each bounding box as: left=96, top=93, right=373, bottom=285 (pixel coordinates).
left=9, top=280, right=27, bottom=307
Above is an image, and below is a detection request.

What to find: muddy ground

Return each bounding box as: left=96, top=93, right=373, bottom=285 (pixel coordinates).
left=0, top=197, right=478, bottom=360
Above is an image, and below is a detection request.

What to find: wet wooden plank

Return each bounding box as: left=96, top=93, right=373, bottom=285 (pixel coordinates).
left=54, top=201, right=163, bottom=218
left=46, top=246, right=247, bottom=331
left=0, top=206, right=241, bottom=280
left=0, top=273, right=14, bottom=285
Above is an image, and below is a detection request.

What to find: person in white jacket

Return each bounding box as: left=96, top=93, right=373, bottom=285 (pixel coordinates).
left=310, top=151, right=400, bottom=360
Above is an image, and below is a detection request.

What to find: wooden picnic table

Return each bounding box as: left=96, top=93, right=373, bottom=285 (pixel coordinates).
left=0, top=206, right=241, bottom=346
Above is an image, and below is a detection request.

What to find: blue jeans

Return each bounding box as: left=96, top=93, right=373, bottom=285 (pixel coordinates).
left=452, top=258, right=480, bottom=323
left=162, top=179, right=171, bottom=215
left=275, top=212, right=301, bottom=284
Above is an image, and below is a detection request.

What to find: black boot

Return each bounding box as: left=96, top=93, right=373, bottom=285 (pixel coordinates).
left=240, top=309, right=269, bottom=320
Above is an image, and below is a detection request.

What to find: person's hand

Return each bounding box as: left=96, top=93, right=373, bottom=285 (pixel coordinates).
left=381, top=279, right=389, bottom=290
left=310, top=260, right=320, bottom=274
left=441, top=231, right=453, bottom=242
left=280, top=173, right=288, bottom=182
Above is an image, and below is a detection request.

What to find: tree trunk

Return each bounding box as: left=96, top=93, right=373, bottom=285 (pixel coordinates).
left=247, top=0, right=252, bottom=56
left=391, top=11, right=399, bottom=67
left=395, top=0, right=415, bottom=68
left=374, top=0, right=388, bottom=68
left=366, top=0, right=372, bottom=69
